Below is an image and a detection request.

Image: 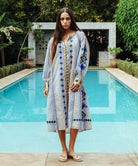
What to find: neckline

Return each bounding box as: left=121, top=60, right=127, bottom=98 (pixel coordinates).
left=62, top=30, right=78, bottom=42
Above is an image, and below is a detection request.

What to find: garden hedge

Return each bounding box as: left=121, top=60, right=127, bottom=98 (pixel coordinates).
left=117, top=60, right=138, bottom=78
left=0, top=62, right=26, bottom=79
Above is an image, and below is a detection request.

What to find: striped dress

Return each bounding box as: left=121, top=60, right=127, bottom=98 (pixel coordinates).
left=42, top=30, right=92, bottom=133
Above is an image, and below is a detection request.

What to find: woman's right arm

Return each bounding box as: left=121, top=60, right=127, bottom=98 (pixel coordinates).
left=42, top=37, right=53, bottom=97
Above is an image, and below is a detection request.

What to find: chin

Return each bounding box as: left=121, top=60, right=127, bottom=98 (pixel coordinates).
left=63, top=27, right=70, bottom=30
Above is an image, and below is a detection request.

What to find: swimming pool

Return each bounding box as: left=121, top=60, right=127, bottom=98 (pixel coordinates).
left=0, top=70, right=138, bottom=153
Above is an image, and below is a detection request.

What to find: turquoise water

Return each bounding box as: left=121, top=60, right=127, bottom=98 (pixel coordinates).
left=0, top=70, right=138, bottom=153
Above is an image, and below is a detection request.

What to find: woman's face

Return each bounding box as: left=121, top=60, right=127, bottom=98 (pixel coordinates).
left=60, top=12, right=71, bottom=30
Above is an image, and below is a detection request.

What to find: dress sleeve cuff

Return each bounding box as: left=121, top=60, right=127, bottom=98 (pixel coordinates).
left=44, top=82, right=49, bottom=90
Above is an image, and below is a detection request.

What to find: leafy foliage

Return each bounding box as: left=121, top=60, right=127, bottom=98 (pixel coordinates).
left=132, top=47, right=138, bottom=61
left=21, top=47, right=34, bottom=59
left=0, top=0, right=119, bottom=65
left=0, top=26, right=23, bottom=42
left=108, top=47, right=123, bottom=58
left=113, top=0, right=138, bottom=52
left=0, top=13, right=22, bottom=51
left=0, top=42, right=14, bottom=51
left=65, top=0, right=119, bottom=22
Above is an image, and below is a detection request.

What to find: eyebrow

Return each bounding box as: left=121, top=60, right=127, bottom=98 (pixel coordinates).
left=60, top=16, right=70, bottom=19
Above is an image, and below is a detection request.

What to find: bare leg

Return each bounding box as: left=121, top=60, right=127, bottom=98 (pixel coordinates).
left=69, top=128, right=79, bottom=153
left=58, top=130, right=68, bottom=153
left=68, top=128, right=82, bottom=161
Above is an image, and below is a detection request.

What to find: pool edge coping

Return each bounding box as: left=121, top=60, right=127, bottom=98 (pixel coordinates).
left=105, top=68, right=138, bottom=94
left=0, top=68, right=37, bottom=90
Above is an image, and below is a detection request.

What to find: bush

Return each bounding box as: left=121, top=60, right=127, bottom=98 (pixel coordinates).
left=2, top=66, right=6, bottom=77
left=117, top=60, right=138, bottom=78
left=117, top=60, right=121, bottom=69
left=22, top=62, right=26, bottom=69
left=0, top=62, right=26, bottom=79
left=20, top=62, right=26, bottom=70
left=10, top=65, right=15, bottom=74
left=117, top=60, right=125, bottom=71
left=2, top=66, right=10, bottom=76
left=13, top=64, right=18, bottom=73
left=17, top=63, right=22, bottom=71
left=6, top=65, right=12, bottom=75
left=132, top=63, right=138, bottom=78
left=125, top=61, right=133, bottom=75
left=0, top=68, right=4, bottom=78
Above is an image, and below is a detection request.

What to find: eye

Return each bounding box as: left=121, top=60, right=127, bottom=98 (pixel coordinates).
left=66, top=17, right=70, bottom=20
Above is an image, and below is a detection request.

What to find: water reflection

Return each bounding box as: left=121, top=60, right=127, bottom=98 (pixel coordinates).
left=85, top=70, right=138, bottom=122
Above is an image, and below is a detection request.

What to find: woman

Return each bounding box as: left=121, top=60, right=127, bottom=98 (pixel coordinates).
left=42, top=8, right=92, bottom=162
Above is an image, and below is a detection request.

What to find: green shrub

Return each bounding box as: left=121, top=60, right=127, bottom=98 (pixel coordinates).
left=2, top=66, right=6, bottom=77
left=0, top=68, right=4, bottom=78
left=12, top=64, right=18, bottom=73
left=132, top=63, right=138, bottom=78
left=2, top=66, right=10, bottom=76
left=16, top=63, right=21, bottom=71
left=16, top=62, right=26, bottom=71
left=20, top=62, right=23, bottom=70
left=20, top=62, right=24, bottom=70
left=117, top=60, right=138, bottom=78
left=117, top=60, right=123, bottom=70
left=119, top=60, right=125, bottom=71
left=6, top=65, right=12, bottom=75
left=125, top=61, right=133, bottom=75
left=21, top=62, right=26, bottom=69
left=0, top=62, right=26, bottom=79
left=9, top=65, right=15, bottom=74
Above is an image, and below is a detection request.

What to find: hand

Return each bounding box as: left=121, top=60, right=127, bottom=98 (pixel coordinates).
left=71, top=83, right=80, bottom=92
left=44, top=89, right=49, bottom=97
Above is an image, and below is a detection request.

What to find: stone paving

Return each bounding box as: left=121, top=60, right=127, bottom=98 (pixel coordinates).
left=0, top=68, right=37, bottom=90
left=0, top=153, right=138, bottom=166
left=0, top=68, right=138, bottom=165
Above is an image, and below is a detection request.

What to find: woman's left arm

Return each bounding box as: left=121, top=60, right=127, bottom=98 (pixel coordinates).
left=73, top=31, right=90, bottom=86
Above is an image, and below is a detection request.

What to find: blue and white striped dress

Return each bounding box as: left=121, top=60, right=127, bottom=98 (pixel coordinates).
left=42, top=30, right=92, bottom=133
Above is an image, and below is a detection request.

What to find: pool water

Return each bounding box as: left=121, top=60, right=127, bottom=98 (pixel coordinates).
left=0, top=70, right=138, bottom=153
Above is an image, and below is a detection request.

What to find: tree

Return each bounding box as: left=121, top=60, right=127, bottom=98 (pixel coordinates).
left=0, top=0, right=119, bottom=65
left=0, top=13, right=22, bottom=66
left=113, top=0, right=138, bottom=52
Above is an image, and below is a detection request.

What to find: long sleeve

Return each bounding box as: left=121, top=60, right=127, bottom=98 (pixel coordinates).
left=74, top=31, right=90, bottom=84
left=42, top=37, right=53, bottom=83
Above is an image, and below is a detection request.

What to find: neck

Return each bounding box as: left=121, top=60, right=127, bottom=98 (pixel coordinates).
left=65, top=28, right=72, bottom=34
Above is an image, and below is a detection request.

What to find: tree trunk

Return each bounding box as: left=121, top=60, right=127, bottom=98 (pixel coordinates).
left=1, top=35, right=5, bottom=66
left=17, top=15, right=41, bottom=63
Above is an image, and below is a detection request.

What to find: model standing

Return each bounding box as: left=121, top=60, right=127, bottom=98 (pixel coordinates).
left=42, top=7, right=92, bottom=162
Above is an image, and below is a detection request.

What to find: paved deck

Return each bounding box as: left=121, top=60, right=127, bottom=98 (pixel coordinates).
left=0, top=68, right=37, bottom=90
left=0, top=152, right=138, bottom=166
left=0, top=68, right=138, bottom=165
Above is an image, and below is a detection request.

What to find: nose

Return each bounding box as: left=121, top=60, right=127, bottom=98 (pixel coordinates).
left=63, top=19, right=67, bottom=23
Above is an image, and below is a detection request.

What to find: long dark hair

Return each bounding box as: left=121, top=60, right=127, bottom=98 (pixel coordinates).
left=51, top=8, right=80, bottom=64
